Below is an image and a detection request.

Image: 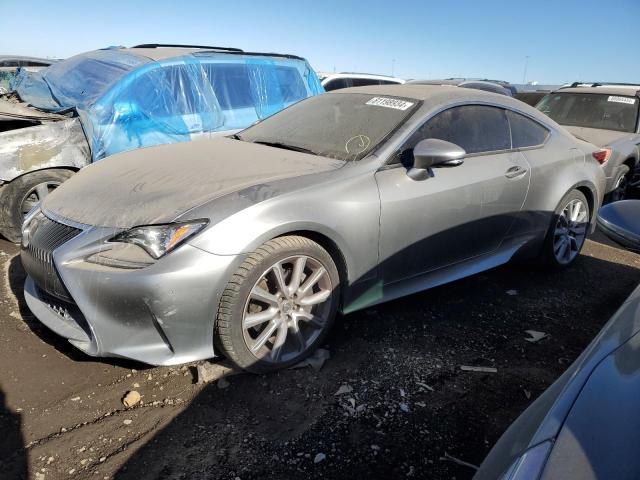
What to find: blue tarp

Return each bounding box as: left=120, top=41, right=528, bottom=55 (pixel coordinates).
left=11, top=48, right=323, bottom=160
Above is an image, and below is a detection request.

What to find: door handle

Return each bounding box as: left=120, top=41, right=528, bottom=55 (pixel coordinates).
left=505, top=165, right=528, bottom=179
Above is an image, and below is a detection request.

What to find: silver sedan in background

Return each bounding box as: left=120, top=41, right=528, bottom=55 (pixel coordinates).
left=20, top=85, right=606, bottom=372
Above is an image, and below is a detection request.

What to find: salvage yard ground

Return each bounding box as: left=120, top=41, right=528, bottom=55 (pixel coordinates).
left=1, top=234, right=639, bottom=480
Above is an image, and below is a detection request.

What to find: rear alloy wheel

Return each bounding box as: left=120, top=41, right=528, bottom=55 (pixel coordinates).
left=552, top=198, right=588, bottom=265
left=0, top=169, right=75, bottom=243
left=540, top=189, right=590, bottom=269
left=215, top=236, right=339, bottom=373
left=607, top=165, right=630, bottom=203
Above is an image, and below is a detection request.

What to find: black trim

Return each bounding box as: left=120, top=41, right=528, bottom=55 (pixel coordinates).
left=194, top=50, right=306, bottom=61
left=131, top=43, right=243, bottom=52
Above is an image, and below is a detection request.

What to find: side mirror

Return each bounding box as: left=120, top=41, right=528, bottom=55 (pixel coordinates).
left=596, top=200, right=640, bottom=252
left=408, top=139, right=466, bottom=180
left=112, top=101, right=142, bottom=122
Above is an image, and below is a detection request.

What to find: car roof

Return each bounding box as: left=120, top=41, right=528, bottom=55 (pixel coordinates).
left=0, top=55, right=58, bottom=65
left=118, top=46, right=306, bottom=62
left=332, top=83, right=513, bottom=103
left=319, top=72, right=405, bottom=82
left=328, top=84, right=555, bottom=125
left=555, top=85, right=640, bottom=97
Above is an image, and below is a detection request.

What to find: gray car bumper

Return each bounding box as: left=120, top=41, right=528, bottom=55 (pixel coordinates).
left=23, top=220, right=243, bottom=366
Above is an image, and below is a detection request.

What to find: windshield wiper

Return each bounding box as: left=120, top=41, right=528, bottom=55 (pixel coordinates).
left=251, top=140, right=317, bottom=156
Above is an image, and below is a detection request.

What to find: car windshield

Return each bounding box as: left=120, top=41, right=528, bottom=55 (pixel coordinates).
left=237, top=93, right=418, bottom=161
left=537, top=92, right=639, bottom=133
left=14, top=49, right=150, bottom=111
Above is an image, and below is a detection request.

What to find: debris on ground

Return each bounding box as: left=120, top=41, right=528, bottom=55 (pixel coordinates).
left=334, top=384, right=353, bottom=396
left=217, top=377, right=230, bottom=389
left=416, top=381, right=434, bottom=391
left=460, top=365, right=498, bottom=373
left=439, top=452, right=479, bottom=471
left=314, top=453, right=326, bottom=464
left=524, top=330, right=548, bottom=343
left=2, top=237, right=637, bottom=479
left=505, top=289, right=518, bottom=296
left=196, top=361, right=239, bottom=384
left=290, top=348, right=330, bottom=371
left=122, top=391, right=141, bottom=408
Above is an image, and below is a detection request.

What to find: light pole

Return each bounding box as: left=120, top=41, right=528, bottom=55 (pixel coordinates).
left=392, top=58, right=396, bottom=77
left=523, top=55, right=530, bottom=84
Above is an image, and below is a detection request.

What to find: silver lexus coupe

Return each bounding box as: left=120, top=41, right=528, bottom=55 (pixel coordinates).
left=21, top=85, right=606, bottom=372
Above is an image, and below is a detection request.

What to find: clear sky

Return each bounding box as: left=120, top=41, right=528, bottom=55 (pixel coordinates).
left=2, top=0, right=638, bottom=84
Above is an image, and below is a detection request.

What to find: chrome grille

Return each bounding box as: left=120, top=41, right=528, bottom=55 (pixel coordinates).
left=21, top=213, right=82, bottom=302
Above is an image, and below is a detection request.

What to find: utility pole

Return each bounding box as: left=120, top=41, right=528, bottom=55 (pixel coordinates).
left=523, top=56, right=530, bottom=84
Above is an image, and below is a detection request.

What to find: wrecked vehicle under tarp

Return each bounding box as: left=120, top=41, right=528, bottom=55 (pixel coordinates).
left=0, top=45, right=323, bottom=242
left=0, top=56, right=58, bottom=95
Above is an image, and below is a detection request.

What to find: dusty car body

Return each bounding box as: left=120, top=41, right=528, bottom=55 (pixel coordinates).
left=21, top=85, right=605, bottom=372
left=536, top=84, right=640, bottom=201
left=0, top=45, right=323, bottom=242
left=475, top=200, right=640, bottom=480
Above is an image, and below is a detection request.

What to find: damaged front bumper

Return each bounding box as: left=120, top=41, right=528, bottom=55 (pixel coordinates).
left=21, top=209, right=243, bottom=365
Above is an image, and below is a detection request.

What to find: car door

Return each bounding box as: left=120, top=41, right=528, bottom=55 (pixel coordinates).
left=375, top=104, right=530, bottom=284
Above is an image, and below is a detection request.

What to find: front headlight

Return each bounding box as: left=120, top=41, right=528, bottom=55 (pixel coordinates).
left=109, top=220, right=208, bottom=259
left=500, top=441, right=553, bottom=480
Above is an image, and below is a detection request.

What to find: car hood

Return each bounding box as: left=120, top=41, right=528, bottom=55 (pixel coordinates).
left=42, top=137, right=345, bottom=229
left=563, top=126, right=633, bottom=147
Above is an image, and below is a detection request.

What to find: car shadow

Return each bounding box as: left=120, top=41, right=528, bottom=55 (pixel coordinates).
left=111, top=247, right=640, bottom=480
left=0, top=388, right=27, bottom=479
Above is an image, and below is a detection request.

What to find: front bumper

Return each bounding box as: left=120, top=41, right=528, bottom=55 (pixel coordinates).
left=22, top=210, right=243, bottom=365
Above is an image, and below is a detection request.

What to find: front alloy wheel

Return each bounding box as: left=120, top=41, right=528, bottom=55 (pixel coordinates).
left=216, top=236, right=339, bottom=373
left=243, top=255, right=333, bottom=364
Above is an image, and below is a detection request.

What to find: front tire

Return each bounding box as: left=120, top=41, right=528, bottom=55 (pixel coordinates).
left=0, top=169, right=74, bottom=243
left=215, top=236, right=340, bottom=373
left=539, top=189, right=590, bottom=269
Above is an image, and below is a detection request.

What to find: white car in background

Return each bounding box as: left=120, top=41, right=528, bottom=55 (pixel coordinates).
left=318, top=72, right=404, bottom=91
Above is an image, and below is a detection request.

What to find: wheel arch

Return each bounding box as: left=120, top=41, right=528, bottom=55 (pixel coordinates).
left=6, top=166, right=80, bottom=183
left=275, top=229, right=350, bottom=293
left=575, top=184, right=596, bottom=222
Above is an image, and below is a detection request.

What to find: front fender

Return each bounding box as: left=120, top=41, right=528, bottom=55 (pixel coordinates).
left=187, top=168, right=381, bottom=288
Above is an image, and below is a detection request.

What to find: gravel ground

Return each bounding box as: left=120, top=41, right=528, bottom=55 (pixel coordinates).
left=1, top=234, right=639, bottom=480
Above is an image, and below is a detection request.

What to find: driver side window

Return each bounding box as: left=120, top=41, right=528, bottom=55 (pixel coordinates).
left=394, top=105, right=511, bottom=166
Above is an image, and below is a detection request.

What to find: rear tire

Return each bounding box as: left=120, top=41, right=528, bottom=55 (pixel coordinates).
left=539, top=189, right=590, bottom=269
left=215, top=235, right=340, bottom=373
left=606, top=165, right=630, bottom=203
left=0, top=169, right=74, bottom=243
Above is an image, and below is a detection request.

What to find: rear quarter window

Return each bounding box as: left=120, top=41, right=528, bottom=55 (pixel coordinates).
left=507, top=110, right=549, bottom=148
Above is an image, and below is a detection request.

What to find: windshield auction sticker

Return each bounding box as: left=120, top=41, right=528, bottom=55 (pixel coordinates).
left=366, top=97, right=415, bottom=110
left=608, top=96, right=636, bottom=105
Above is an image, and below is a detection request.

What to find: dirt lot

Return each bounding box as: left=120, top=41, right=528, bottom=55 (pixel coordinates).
left=1, top=234, right=639, bottom=480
